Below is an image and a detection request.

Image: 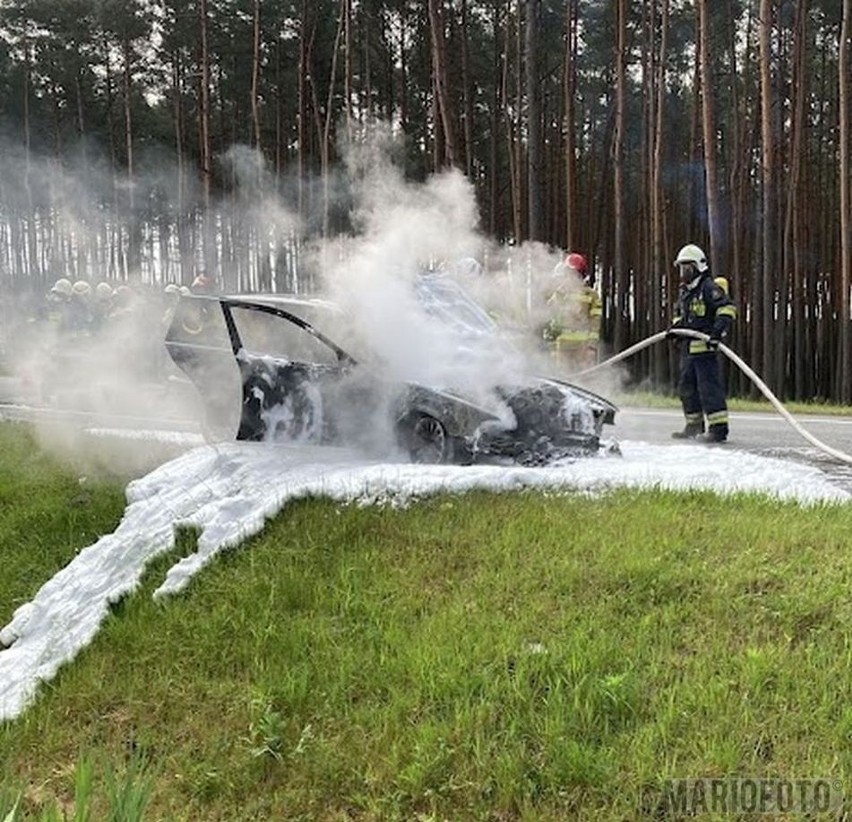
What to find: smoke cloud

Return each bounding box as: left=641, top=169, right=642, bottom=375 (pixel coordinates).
left=314, top=123, right=625, bottom=408
left=0, top=121, right=630, bottom=472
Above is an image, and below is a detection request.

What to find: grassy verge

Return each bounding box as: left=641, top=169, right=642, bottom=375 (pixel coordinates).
left=2, top=423, right=852, bottom=819
left=0, top=423, right=126, bottom=631
left=615, top=389, right=852, bottom=416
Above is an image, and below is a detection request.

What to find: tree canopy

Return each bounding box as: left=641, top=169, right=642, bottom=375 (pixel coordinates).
left=0, top=0, right=851, bottom=400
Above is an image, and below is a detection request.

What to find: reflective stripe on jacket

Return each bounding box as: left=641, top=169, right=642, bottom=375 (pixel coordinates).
left=672, top=273, right=737, bottom=354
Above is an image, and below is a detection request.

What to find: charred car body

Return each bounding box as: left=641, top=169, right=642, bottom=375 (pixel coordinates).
left=165, top=291, right=617, bottom=464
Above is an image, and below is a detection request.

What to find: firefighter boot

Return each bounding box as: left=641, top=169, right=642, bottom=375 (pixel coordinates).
left=671, top=421, right=705, bottom=439
left=701, top=423, right=729, bottom=443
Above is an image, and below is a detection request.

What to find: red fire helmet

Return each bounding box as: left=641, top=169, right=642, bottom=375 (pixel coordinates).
left=565, top=252, right=587, bottom=274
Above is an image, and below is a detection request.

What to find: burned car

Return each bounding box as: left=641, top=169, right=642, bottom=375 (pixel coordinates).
left=165, top=292, right=617, bottom=464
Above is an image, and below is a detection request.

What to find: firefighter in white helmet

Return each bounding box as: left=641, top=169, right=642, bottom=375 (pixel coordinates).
left=43, top=278, right=74, bottom=332
left=668, top=243, right=737, bottom=442
left=162, top=283, right=185, bottom=331
left=69, top=280, right=94, bottom=332
left=48, top=277, right=73, bottom=301
left=91, top=282, right=114, bottom=330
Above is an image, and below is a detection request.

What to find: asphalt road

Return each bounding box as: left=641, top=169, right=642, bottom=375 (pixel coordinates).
left=0, top=376, right=26, bottom=404
left=4, top=371, right=852, bottom=491
left=616, top=405, right=852, bottom=493
left=616, top=405, right=852, bottom=452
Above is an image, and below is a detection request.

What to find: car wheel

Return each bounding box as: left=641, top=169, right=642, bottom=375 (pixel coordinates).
left=400, top=413, right=455, bottom=464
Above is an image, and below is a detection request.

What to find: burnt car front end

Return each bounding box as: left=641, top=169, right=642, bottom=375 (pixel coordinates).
left=462, top=379, right=616, bottom=464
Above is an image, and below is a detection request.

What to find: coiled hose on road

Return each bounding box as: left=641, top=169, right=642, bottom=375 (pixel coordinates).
left=571, top=328, right=852, bottom=466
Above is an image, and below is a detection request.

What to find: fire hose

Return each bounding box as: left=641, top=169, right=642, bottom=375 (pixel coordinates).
left=571, top=328, right=852, bottom=466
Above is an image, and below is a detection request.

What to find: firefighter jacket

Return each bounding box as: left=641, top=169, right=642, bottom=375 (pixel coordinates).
left=672, top=273, right=737, bottom=354
left=544, top=283, right=602, bottom=343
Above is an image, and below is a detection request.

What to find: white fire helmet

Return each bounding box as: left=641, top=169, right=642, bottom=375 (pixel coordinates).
left=673, top=244, right=708, bottom=273
left=49, top=278, right=73, bottom=298
left=71, top=279, right=92, bottom=298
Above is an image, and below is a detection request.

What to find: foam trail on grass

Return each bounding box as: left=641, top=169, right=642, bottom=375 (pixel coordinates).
left=0, top=439, right=847, bottom=721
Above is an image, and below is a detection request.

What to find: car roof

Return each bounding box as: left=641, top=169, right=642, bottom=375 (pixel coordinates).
left=225, top=293, right=342, bottom=315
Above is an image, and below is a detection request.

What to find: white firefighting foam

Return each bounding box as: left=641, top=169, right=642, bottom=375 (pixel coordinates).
left=0, top=438, right=847, bottom=722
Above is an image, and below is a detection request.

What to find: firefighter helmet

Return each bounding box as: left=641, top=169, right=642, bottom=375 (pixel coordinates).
left=49, top=278, right=73, bottom=298
left=674, top=244, right=708, bottom=273
left=164, top=283, right=181, bottom=296
left=565, top=252, right=587, bottom=274
left=71, top=280, right=92, bottom=298
left=95, top=282, right=114, bottom=302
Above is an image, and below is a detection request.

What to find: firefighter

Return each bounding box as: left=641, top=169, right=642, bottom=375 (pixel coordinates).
left=91, top=282, right=114, bottom=330
left=544, top=252, right=602, bottom=369
left=191, top=273, right=215, bottom=294
left=668, top=243, right=737, bottom=443
left=69, top=280, right=94, bottom=332
left=38, top=278, right=76, bottom=338
left=45, top=277, right=72, bottom=314
left=48, top=277, right=73, bottom=301
left=181, top=275, right=218, bottom=336
left=162, top=283, right=183, bottom=330
left=164, top=282, right=182, bottom=301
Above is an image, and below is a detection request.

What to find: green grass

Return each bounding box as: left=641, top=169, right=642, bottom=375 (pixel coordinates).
left=0, top=423, right=127, bottom=630
left=2, top=423, right=852, bottom=819
left=616, top=388, right=852, bottom=416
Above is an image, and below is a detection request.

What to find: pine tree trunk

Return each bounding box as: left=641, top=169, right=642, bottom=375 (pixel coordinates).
left=428, top=0, right=459, bottom=168
left=563, top=0, right=578, bottom=250
left=697, top=0, right=722, bottom=267
left=322, top=2, right=346, bottom=237
left=298, top=1, right=310, bottom=223
left=199, top=0, right=212, bottom=211
left=525, top=0, right=543, bottom=241
left=785, top=0, right=808, bottom=399
left=613, top=0, right=628, bottom=352
left=344, top=0, right=353, bottom=139
left=652, top=0, right=670, bottom=384
left=123, top=37, right=140, bottom=277
left=759, top=0, right=776, bottom=387
left=251, top=0, right=262, bottom=152
left=461, top=0, right=474, bottom=177
left=840, top=0, right=852, bottom=401
left=490, top=0, right=503, bottom=236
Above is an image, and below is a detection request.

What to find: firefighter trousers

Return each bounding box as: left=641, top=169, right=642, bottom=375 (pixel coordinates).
left=677, top=351, right=728, bottom=428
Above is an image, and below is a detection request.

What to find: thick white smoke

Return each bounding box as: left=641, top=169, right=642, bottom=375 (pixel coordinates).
left=0, top=123, right=629, bottom=471
left=314, top=123, right=618, bottom=408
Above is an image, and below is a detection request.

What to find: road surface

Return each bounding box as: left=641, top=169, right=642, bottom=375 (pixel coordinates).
left=616, top=405, right=852, bottom=492
left=4, top=370, right=852, bottom=490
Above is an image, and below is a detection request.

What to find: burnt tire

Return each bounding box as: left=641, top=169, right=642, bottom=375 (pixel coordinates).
left=399, top=413, right=456, bottom=465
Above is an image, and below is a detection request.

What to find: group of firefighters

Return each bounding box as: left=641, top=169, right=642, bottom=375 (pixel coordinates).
left=39, top=274, right=217, bottom=337
left=543, top=243, right=736, bottom=444
left=42, top=277, right=137, bottom=334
